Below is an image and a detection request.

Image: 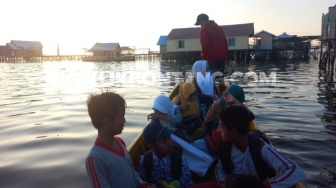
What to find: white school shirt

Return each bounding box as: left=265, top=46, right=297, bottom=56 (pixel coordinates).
left=216, top=140, right=306, bottom=188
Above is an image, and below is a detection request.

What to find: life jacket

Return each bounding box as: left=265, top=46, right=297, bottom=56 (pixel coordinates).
left=218, top=130, right=276, bottom=181
left=143, top=150, right=182, bottom=182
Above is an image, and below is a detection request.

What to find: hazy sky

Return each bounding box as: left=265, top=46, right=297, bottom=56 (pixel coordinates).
left=1, top=0, right=335, bottom=55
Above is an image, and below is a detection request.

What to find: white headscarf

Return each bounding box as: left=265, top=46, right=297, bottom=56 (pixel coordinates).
left=191, top=60, right=214, bottom=96
left=152, top=94, right=177, bottom=128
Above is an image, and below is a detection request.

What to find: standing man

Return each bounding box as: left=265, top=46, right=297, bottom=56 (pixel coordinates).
left=195, top=13, right=228, bottom=73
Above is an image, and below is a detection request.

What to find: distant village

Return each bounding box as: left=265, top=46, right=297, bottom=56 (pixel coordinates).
left=0, top=5, right=335, bottom=64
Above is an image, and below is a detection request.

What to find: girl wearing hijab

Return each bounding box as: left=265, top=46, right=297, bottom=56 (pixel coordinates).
left=147, top=94, right=182, bottom=129
left=172, top=82, right=213, bottom=141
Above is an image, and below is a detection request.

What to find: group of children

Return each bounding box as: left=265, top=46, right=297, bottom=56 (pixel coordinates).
left=84, top=63, right=307, bottom=188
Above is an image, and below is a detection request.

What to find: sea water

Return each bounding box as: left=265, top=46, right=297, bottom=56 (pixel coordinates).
left=0, top=60, right=335, bottom=188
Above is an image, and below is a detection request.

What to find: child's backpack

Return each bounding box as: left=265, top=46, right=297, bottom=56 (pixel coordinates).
left=143, top=150, right=182, bottom=182
left=218, top=130, right=276, bottom=180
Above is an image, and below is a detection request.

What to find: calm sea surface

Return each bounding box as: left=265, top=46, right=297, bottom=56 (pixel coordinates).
left=0, top=60, right=335, bottom=188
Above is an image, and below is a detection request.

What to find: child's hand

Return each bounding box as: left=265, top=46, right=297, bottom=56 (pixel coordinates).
left=206, top=138, right=218, bottom=155
left=212, top=95, right=219, bottom=101
left=147, top=113, right=158, bottom=121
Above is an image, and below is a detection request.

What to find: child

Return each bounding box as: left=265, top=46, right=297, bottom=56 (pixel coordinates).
left=172, top=81, right=213, bottom=118
left=193, top=84, right=255, bottom=156
left=85, top=91, right=148, bottom=188
left=216, top=105, right=306, bottom=188
left=148, top=94, right=189, bottom=142
left=147, top=94, right=182, bottom=129
left=137, top=119, right=193, bottom=188
left=172, top=82, right=213, bottom=141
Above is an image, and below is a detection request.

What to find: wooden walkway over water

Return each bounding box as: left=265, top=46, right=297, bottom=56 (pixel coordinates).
left=0, top=55, right=85, bottom=62
left=0, top=54, right=161, bottom=63
left=0, top=48, right=321, bottom=63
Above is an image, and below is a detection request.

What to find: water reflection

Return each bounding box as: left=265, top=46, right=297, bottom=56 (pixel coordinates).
left=317, top=70, right=336, bottom=136
left=0, top=61, right=335, bottom=187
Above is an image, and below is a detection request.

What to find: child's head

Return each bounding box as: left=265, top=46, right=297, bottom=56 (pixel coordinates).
left=181, top=82, right=197, bottom=101
left=143, top=119, right=173, bottom=157
left=218, top=105, right=250, bottom=142
left=87, top=91, right=126, bottom=133
left=152, top=94, right=173, bottom=115
left=222, top=84, right=245, bottom=105
left=225, top=174, right=264, bottom=188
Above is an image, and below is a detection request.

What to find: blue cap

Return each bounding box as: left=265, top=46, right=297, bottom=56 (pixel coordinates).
left=143, top=119, right=172, bottom=145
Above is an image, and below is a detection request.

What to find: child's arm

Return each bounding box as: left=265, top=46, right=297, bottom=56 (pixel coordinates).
left=133, top=155, right=152, bottom=188
left=85, top=156, right=112, bottom=188
left=215, top=159, right=229, bottom=184
left=137, top=155, right=147, bottom=181
left=147, top=112, right=173, bottom=123
left=172, top=107, right=182, bottom=128
left=116, top=137, right=149, bottom=188
left=204, top=102, right=217, bottom=127
left=260, top=142, right=306, bottom=188
left=204, top=103, right=219, bottom=154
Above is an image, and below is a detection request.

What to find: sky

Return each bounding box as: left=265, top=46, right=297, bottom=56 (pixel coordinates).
left=1, top=0, right=335, bottom=55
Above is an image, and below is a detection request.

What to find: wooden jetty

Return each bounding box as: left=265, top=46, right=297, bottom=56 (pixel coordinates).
left=0, top=54, right=158, bottom=63
left=0, top=55, right=85, bottom=63
left=0, top=35, right=322, bottom=64
left=82, top=54, right=135, bottom=62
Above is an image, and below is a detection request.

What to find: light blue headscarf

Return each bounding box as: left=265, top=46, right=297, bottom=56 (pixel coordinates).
left=152, top=94, right=177, bottom=128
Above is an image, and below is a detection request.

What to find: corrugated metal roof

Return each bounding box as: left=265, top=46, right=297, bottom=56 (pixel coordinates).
left=157, top=36, right=167, bottom=45
left=278, top=32, right=295, bottom=38
left=10, top=40, right=43, bottom=49
left=222, top=23, right=254, bottom=36
left=7, top=42, right=19, bottom=50
left=167, top=27, right=200, bottom=39
left=253, top=30, right=276, bottom=37
left=88, top=43, right=120, bottom=52
left=167, top=23, right=254, bottom=39
left=274, top=32, right=296, bottom=39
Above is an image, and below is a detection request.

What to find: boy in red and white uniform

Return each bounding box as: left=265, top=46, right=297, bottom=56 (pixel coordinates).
left=215, top=105, right=306, bottom=188
left=85, top=91, right=150, bottom=188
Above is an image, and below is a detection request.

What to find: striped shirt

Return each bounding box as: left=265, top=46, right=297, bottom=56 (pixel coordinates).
left=215, top=140, right=306, bottom=188
left=85, top=137, right=144, bottom=188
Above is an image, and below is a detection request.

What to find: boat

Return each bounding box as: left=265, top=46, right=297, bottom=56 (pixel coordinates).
left=127, top=82, right=181, bottom=164
left=127, top=80, right=227, bottom=164
left=126, top=81, right=236, bottom=182
left=127, top=81, right=305, bottom=188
